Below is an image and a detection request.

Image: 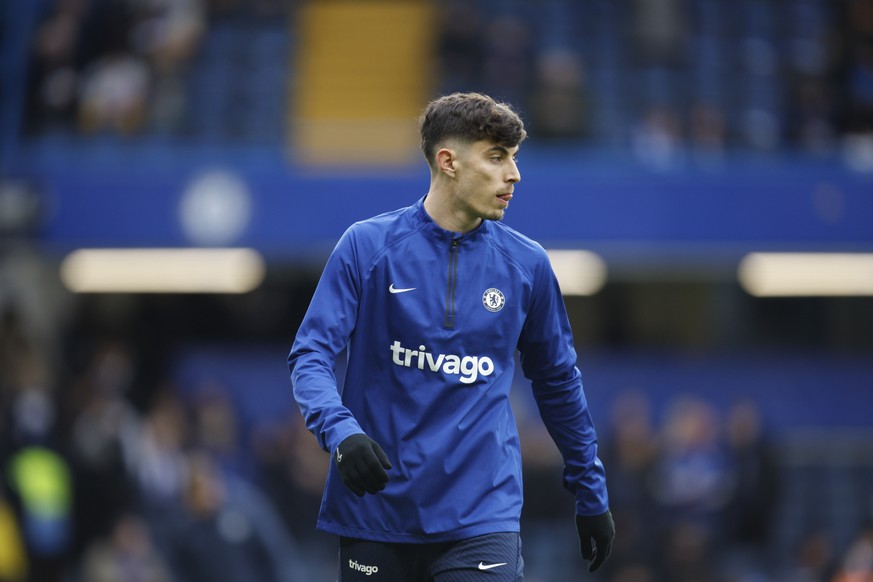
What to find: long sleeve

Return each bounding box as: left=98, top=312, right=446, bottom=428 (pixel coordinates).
left=517, top=254, right=609, bottom=516
left=288, top=228, right=364, bottom=453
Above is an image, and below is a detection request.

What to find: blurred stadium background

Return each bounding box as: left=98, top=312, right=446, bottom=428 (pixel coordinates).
left=1, top=0, right=873, bottom=581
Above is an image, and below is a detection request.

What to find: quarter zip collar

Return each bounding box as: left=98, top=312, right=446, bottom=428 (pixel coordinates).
left=412, top=196, right=489, bottom=243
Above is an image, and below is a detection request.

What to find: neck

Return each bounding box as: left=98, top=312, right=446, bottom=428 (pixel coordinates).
left=423, top=188, right=482, bottom=234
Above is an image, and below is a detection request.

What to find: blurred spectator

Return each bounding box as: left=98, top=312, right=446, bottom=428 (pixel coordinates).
left=0, top=249, right=71, bottom=395
left=528, top=49, right=591, bottom=140
left=831, top=522, right=873, bottom=582
left=435, top=0, right=484, bottom=96
left=80, top=513, right=170, bottom=582
left=77, top=51, right=151, bottom=134
left=3, top=388, right=73, bottom=582
left=66, top=341, right=140, bottom=556
left=0, top=308, right=46, bottom=397
left=249, top=413, right=327, bottom=540
left=842, top=38, right=873, bottom=171
left=842, top=132, right=873, bottom=172
left=129, top=0, right=205, bottom=132
left=848, top=0, right=873, bottom=36
left=650, top=396, right=731, bottom=581
left=130, top=0, right=205, bottom=74
left=839, top=1, right=873, bottom=170
left=846, top=38, right=873, bottom=135
left=127, top=389, right=189, bottom=508
left=630, top=0, right=688, bottom=66
left=25, top=0, right=88, bottom=133
left=720, top=398, right=781, bottom=579
left=518, top=420, right=577, bottom=582
left=689, top=101, right=726, bottom=166
left=249, top=414, right=333, bottom=579
left=789, top=76, right=838, bottom=154
left=162, top=450, right=306, bottom=582
left=632, top=105, right=685, bottom=170
left=599, top=390, right=659, bottom=575
left=189, top=380, right=248, bottom=477
left=481, top=13, right=534, bottom=108
left=789, top=529, right=838, bottom=582
left=0, top=485, right=28, bottom=582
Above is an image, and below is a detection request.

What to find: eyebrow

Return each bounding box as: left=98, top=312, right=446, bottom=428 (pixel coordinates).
left=486, top=145, right=518, bottom=155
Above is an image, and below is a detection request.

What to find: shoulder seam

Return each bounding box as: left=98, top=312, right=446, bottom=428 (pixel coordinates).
left=483, top=230, right=538, bottom=288
left=360, top=219, right=429, bottom=281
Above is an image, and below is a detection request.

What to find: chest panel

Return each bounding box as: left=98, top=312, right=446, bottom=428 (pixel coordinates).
left=366, top=239, right=530, bottom=349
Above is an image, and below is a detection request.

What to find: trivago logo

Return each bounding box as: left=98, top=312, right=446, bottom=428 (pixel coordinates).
left=348, top=559, right=378, bottom=576
left=390, top=340, right=495, bottom=384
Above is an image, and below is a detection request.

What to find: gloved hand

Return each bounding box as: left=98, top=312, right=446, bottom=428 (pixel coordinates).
left=576, top=510, right=615, bottom=573
left=335, top=433, right=392, bottom=497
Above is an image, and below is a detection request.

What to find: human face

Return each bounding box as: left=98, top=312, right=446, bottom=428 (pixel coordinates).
left=451, top=139, right=521, bottom=227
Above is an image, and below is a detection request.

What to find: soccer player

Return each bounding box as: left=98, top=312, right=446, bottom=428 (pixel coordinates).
left=289, top=92, right=614, bottom=581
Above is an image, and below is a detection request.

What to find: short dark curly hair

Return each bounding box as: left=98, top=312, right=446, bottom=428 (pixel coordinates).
left=419, top=92, right=527, bottom=169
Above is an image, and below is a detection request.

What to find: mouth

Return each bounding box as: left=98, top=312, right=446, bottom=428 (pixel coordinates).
left=497, top=192, right=513, bottom=206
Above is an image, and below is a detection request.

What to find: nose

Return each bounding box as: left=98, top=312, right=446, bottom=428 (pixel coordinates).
left=507, top=160, right=521, bottom=184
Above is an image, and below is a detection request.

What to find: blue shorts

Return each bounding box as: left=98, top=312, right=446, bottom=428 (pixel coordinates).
left=338, top=532, right=524, bottom=581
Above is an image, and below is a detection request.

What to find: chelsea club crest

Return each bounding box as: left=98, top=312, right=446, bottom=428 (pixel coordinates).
left=482, top=288, right=506, bottom=312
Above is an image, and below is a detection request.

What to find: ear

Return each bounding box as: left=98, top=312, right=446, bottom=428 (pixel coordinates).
left=435, top=147, right=457, bottom=178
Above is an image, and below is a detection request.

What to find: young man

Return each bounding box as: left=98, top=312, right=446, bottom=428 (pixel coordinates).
left=289, top=92, right=614, bottom=581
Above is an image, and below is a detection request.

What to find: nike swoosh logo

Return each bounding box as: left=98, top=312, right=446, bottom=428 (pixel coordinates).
left=389, top=284, right=416, bottom=294
left=478, top=562, right=507, bottom=571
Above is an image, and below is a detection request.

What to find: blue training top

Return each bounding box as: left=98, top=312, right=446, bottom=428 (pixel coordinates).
left=288, top=197, right=608, bottom=543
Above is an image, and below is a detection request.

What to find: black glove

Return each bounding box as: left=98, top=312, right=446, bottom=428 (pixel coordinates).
left=576, top=510, right=615, bottom=573
left=335, top=433, right=392, bottom=497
